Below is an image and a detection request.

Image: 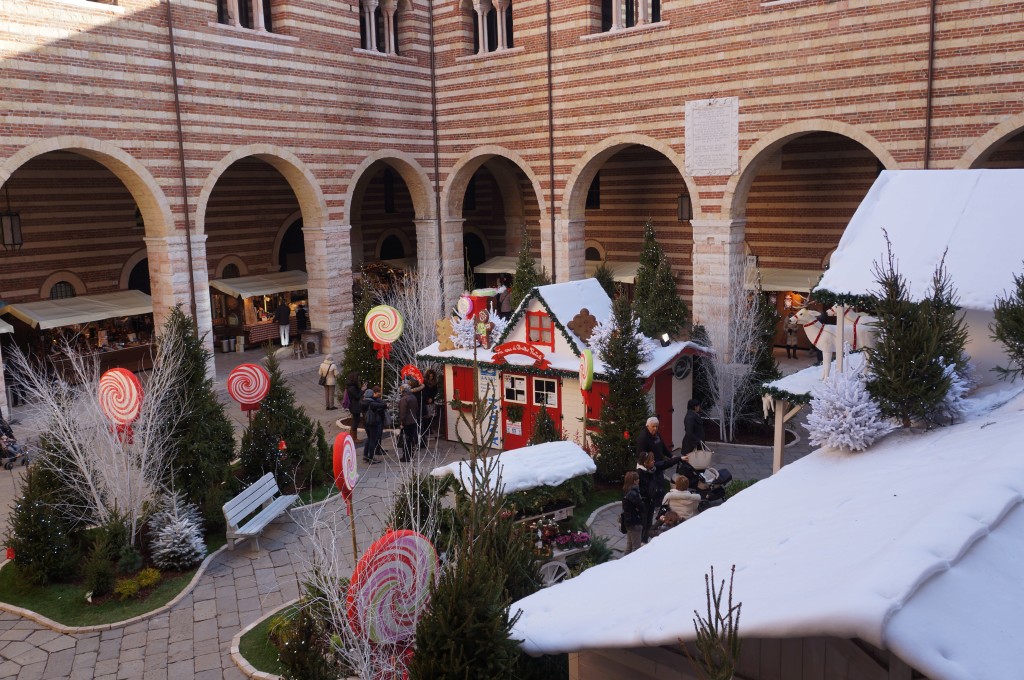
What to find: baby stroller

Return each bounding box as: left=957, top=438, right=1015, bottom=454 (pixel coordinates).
left=0, top=435, right=30, bottom=470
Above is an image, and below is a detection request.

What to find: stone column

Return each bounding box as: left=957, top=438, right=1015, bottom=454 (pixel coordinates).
left=253, top=0, right=265, bottom=30
left=0, top=347, right=8, bottom=416
left=380, top=0, right=397, bottom=53
left=493, top=0, right=509, bottom=49
left=440, top=217, right=466, bottom=310
left=474, top=0, right=492, bottom=53
left=145, top=233, right=216, bottom=375
left=636, top=0, right=649, bottom=25
left=229, top=0, right=242, bottom=27
left=611, top=0, right=623, bottom=30
left=304, top=222, right=351, bottom=356
left=364, top=0, right=379, bottom=51
left=690, top=217, right=746, bottom=345
left=553, top=217, right=585, bottom=283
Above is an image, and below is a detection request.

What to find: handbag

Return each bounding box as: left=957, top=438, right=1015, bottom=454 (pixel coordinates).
left=318, top=373, right=327, bottom=387
left=687, top=441, right=714, bottom=470
left=618, top=512, right=627, bottom=535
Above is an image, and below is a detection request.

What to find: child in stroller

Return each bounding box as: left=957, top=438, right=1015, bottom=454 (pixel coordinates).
left=0, top=415, right=29, bottom=470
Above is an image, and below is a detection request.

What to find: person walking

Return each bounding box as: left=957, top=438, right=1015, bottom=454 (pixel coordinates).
left=318, top=355, right=339, bottom=410
left=497, top=275, right=513, bottom=320
left=275, top=300, right=292, bottom=347
left=421, top=369, right=440, bottom=441
left=621, top=471, right=644, bottom=555
left=362, top=386, right=386, bottom=463
left=398, top=383, right=419, bottom=462
left=345, top=372, right=365, bottom=441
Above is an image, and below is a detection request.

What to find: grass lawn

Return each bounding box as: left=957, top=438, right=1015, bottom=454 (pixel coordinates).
left=0, top=534, right=226, bottom=628
left=238, top=613, right=288, bottom=676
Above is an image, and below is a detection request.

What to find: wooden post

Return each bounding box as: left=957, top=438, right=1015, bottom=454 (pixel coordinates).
left=348, top=498, right=358, bottom=559
left=773, top=398, right=787, bottom=474
left=836, top=304, right=846, bottom=373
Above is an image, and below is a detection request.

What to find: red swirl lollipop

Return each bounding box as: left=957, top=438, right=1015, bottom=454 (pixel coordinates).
left=347, top=530, right=438, bottom=645
left=332, top=432, right=359, bottom=500
left=98, top=368, right=143, bottom=425
left=400, top=364, right=423, bottom=385
left=227, top=363, right=271, bottom=412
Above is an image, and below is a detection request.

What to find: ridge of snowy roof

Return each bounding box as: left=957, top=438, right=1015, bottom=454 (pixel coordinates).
left=510, top=385, right=1024, bottom=680
left=816, top=169, right=1024, bottom=311
left=497, top=279, right=613, bottom=352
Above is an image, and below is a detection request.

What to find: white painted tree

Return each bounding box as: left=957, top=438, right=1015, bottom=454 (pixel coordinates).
left=378, top=268, right=445, bottom=374
left=804, top=364, right=895, bottom=451
left=698, top=268, right=763, bottom=442
left=8, top=331, right=188, bottom=544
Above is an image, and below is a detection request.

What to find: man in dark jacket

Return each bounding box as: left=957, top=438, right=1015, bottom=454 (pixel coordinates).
left=362, top=386, right=386, bottom=463
left=636, top=416, right=671, bottom=462
left=397, top=383, right=419, bottom=462
left=681, top=399, right=706, bottom=454
left=274, top=301, right=292, bottom=347
left=636, top=450, right=683, bottom=543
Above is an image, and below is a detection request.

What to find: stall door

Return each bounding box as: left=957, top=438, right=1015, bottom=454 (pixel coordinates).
left=502, top=373, right=562, bottom=450
left=654, top=370, right=674, bottom=448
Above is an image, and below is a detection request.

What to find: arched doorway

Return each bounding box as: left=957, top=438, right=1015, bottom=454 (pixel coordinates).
left=278, top=219, right=305, bottom=271
left=350, top=161, right=419, bottom=281
left=128, top=258, right=151, bottom=295
left=974, top=128, right=1024, bottom=168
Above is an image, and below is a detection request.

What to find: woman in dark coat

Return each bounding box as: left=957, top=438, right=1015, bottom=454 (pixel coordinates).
left=621, top=471, right=645, bottom=555
left=681, top=398, right=706, bottom=454
left=345, top=372, right=365, bottom=441
left=636, top=450, right=683, bottom=543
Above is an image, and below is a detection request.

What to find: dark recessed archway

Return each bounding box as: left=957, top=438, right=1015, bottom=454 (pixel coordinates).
left=128, top=258, right=151, bottom=295
left=278, top=218, right=305, bottom=271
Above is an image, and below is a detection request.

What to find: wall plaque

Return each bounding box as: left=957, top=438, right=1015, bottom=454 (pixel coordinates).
left=684, top=97, right=740, bottom=177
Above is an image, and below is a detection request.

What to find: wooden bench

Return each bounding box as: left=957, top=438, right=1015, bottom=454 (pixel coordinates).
left=223, top=472, right=298, bottom=551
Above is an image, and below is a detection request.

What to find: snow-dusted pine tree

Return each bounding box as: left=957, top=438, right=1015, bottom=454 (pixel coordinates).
left=804, top=367, right=895, bottom=451
left=148, top=492, right=207, bottom=571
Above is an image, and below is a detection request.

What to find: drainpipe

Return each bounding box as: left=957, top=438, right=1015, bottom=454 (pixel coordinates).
left=164, top=0, right=199, bottom=324
left=923, top=0, right=937, bottom=169
left=428, top=0, right=443, bottom=294
left=545, top=0, right=556, bottom=280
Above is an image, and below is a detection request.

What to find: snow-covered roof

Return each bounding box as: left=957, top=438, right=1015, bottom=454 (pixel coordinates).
left=816, top=169, right=1024, bottom=311
left=510, top=385, right=1024, bottom=680
left=513, top=279, right=613, bottom=352
left=429, top=441, right=596, bottom=495
left=762, top=352, right=866, bottom=402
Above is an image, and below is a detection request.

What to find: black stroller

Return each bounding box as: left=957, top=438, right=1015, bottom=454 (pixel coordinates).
left=0, top=417, right=30, bottom=470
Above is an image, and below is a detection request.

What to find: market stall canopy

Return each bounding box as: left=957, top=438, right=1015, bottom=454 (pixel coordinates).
left=1, top=290, right=153, bottom=330
left=745, top=267, right=822, bottom=292
left=473, top=256, right=517, bottom=274
left=584, top=260, right=641, bottom=283
left=209, top=271, right=308, bottom=299
left=817, top=169, right=1024, bottom=311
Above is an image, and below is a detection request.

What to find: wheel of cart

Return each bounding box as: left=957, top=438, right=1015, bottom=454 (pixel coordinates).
left=539, top=560, right=571, bottom=587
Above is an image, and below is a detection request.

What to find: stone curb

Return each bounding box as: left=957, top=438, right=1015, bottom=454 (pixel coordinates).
left=586, top=502, right=621, bottom=532
left=230, top=597, right=299, bottom=680
left=0, top=543, right=229, bottom=635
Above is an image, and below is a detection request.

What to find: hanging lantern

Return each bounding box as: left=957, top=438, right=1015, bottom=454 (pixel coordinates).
left=278, top=439, right=287, bottom=452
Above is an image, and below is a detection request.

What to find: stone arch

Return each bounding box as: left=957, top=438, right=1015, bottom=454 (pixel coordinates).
left=215, top=255, right=248, bottom=278
left=959, top=112, right=1024, bottom=169
left=195, top=144, right=329, bottom=236
left=463, top=225, right=490, bottom=259
left=584, top=239, right=606, bottom=261
left=442, top=145, right=547, bottom=223
left=0, top=136, right=175, bottom=239
left=271, top=210, right=303, bottom=271
left=119, top=248, right=149, bottom=290
left=722, top=120, right=897, bottom=220
left=344, top=149, right=435, bottom=224
left=375, top=228, right=414, bottom=259
left=563, top=134, right=698, bottom=221
left=39, top=271, right=87, bottom=299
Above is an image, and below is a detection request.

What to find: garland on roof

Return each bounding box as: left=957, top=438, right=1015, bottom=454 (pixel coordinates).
left=760, top=384, right=813, bottom=406
left=809, top=288, right=878, bottom=315
left=494, top=287, right=583, bottom=356
left=417, top=352, right=586, bottom=379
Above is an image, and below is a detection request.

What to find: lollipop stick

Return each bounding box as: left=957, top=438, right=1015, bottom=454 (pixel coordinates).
left=379, top=356, right=384, bottom=392
left=348, top=498, right=358, bottom=558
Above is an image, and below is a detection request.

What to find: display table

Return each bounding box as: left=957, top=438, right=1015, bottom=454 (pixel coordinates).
left=244, top=319, right=298, bottom=347
left=49, top=344, right=154, bottom=382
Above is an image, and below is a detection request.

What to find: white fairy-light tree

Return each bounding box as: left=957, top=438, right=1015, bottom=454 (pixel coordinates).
left=804, top=362, right=895, bottom=451
left=8, top=330, right=188, bottom=544
left=698, top=267, right=763, bottom=442
left=378, top=268, right=445, bottom=373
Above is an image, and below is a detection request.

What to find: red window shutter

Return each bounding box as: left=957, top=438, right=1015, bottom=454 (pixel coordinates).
left=451, top=366, right=475, bottom=412
left=584, top=381, right=609, bottom=424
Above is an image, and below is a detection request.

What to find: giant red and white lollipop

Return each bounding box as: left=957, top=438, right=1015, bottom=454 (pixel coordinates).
left=333, top=432, right=359, bottom=501
left=365, top=305, right=404, bottom=386
left=227, top=363, right=271, bottom=412
left=99, top=368, right=143, bottom=425
left=347, top=530, right=438, bottom=645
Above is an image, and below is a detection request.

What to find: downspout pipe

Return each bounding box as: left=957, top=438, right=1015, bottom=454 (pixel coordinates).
left=165, top=0, right=199, bottom=324
left=546, top=0, right=556, bottom=280
left=428, top=0, right=443, bottom=294
left=923, top=0, right=937, bottom=169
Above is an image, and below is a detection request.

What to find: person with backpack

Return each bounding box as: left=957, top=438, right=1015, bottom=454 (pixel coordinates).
left=362, top=386, right=386, bottom=464
left=344, top=372, right=365, bottom=441
left=621, top=471, right=644, bottom=555
left=318, top=355, right=339, bottom=410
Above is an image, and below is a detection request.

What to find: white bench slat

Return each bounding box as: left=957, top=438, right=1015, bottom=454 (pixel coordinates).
left=235, top=494, right=298, bottom=536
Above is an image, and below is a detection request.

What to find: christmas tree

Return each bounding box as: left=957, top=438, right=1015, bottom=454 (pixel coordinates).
left=804, top=367, right=894, bottom=451
left=742, top=288, right=782, bottom=420
left=865, top=246, right=953, bottom=428
left=239, top=351, right=329, bottom=492
left=6, top=462, right=80, bottom=586
left=593, top=296, right=651, bottom=481
left=592, top=261, right=616, bottom=299
left=528, top=407, right=562, bottom=445
left=162, top=306, right=236, bottom=509
left=633, top=221, right=688, bottom=338
left=148, top=492, right=207, bottom=571
left=342, top=280, right=381, bottom=388
left=690, top=323, right=717, bottom=412
left=992, top=264, right=1024, bottom=382
left=510, top=228, right=542, bottom=310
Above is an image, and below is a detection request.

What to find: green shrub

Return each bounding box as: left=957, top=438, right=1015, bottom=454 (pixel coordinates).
left=505, top=475, right=592, bottom=518
left=83, top=555, right=115, bottom=598
left=7, top=464, right=80, bottom=586
left=136, top=567, right=161, bottom=589
left=114, top=577, right=141, bottom=601
left=272, top=604, right=336, bottom=680
left=725, top=479, right=758, bottom=497
left=117, top=544, right=143, bottom=575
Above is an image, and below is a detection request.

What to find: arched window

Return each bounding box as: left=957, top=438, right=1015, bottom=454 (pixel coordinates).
left=598, top=0, right=657, bottom=32
left=49, top=281, right=77, bottom=300
left=360, top=0, right=401, bottom=54
left=472, top=0, right=512, bottom=53
left=128, top=259, right=151, bottom=295
left=585, top=247, right=603, bottom=261
left=380, top=235, right=405, bottom=260
left=222, top=263, right=241, bottom=279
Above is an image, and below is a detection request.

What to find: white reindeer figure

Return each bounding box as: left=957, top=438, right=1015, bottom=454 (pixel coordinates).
left=790, top=305, right=878, bottom=379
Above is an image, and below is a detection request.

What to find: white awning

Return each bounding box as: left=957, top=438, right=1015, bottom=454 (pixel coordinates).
left=1, top=290, right=153, bottom=330
left=209, top=271, right=308, bottom=299
left=585, top=260, right=641, bottom=283
left=0, top=319, right=12, bottom=334
left=473, top=256, right=518, bottom=275
left=746, top=267, right=822, bottom=293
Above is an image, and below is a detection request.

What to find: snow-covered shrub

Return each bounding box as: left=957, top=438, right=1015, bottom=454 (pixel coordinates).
left=936, top=358, right=978, bottom=424
left=148, top=493, right=207, bottom=571
left=450, top=312, right=509, bottom=350
left=805, top=367, right=895, bottom=451
left=588, top=313, right=656, bottom=363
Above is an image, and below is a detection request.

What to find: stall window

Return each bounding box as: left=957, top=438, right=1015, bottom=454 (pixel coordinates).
left=526, top=311, right=554, bottom=349
left=503, top=375, right=527, bottom=403
left=533, top=378, right=558, bottom=407
left=49, top=281, right=77, bottom=300
left=451, top=366, right=475, bottom=411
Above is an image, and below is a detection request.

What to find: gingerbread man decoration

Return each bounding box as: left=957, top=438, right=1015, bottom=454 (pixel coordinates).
left=474, top=309, right=495, bottom=349
left=568, top=308, right=599, bottom=344
left=435, top=318, right=456, bottom=352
